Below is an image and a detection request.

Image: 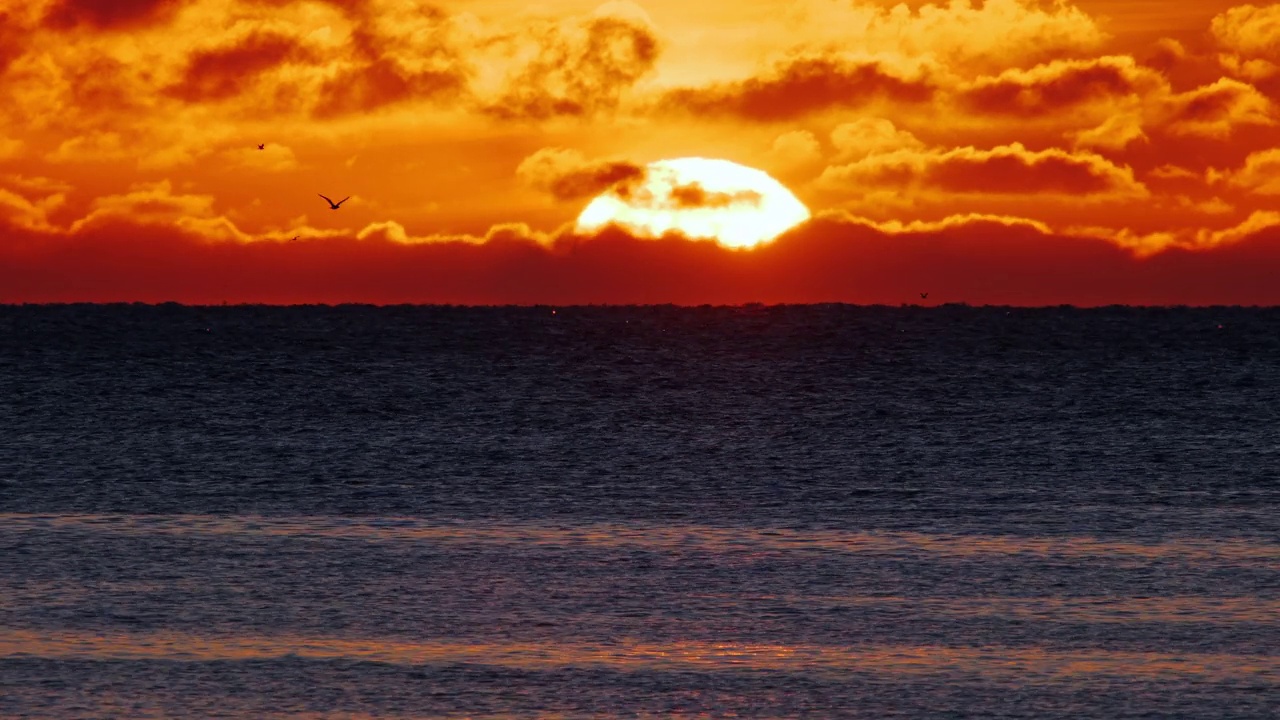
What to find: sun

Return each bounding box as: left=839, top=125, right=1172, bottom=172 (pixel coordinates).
left=574, top=157, right=810, bottom=249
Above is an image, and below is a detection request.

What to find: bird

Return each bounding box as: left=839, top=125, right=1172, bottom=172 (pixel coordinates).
left=257, top=143, right=265, bottom=150
left=290, top=235, right=299, bottom=242
left=318, top=193, right=349, bottom=210
left=919, top=292, right=929, bottom=299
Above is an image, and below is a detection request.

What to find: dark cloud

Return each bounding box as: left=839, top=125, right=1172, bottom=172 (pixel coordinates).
left=668, top=183, right=764, bottom=209
left=168, top=32, right=310, bottom=102
left=0, top=12, right=29, bottom=73
left=958, top=57, right=1158, bottom=116
left=5, top=213, right=1280, bottom=306
left=661, top=57, right=935, bottom=121
left=313, top=58, right=466, bottom=117
left=517, top=148, right=647, bottom=201
left=552, top=162, right=646, bottom=201
left=312, top=14, right=469, bottom=116
left=43, top=0, right=181, bottom=30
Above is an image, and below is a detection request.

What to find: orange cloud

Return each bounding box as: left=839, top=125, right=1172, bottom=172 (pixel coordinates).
left=1224, top=148, right=1280, bottom=194
left=0, top=0, right=669, bottom=132
left=68, top=180, right=251, bottom=242
left=1148, top=164, right=1201, bottom=181
left=662, top=56, right=935, bottom=121
left=784, top=0, right=1105, bottom=75
left=46, top=132, right=130, bottom=164
left=356, top=220, right=552, bottom=247
left=481, top=14, right=660, bottom=119
left=1086, top=210, right=1280, bottom=256
left=765, top=130, right=824, bottom=177
left=1212, top=4, right=1280, bottom=77
left=0, top=174, right=73, bottom=194
left=1162, top=77, right=1274, bottom=137
left=0, top=187, right=63, bottom=234
left=0, top=134, right=21, bottom=160
left=819, top=143, right=1147, bottom=198
left=830, top=118, right=924, bottom=160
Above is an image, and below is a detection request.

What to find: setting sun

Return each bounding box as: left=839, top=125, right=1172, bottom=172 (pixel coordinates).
left=574, top=158, right=811, bottom=249
left=2, top=0, right=1279, bottom=304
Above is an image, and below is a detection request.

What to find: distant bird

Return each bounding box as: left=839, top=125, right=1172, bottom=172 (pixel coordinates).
left=257, top=143, right=265, bottom=150
left=920, top=292, right=929, bottom=299
left=318, top=193, right=349, bottom=210
left=290, top=235, right=299, bottom=242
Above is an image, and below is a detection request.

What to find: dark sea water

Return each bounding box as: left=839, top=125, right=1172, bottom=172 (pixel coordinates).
left=1, top=303, right=1278, bottom=719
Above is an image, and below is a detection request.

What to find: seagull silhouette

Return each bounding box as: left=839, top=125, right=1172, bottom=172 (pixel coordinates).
left=257, top=143, right=265, bottom=150
left=318, top=193, right=349, bottom=210
left=920, top=292, right=929, bottom=299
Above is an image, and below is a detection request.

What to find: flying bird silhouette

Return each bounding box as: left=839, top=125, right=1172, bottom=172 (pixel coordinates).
left=257, top=143, right=265, bottom=150
left=318, top=194, right=349, bottom=210
left=920, top=292, right=929, bottom=299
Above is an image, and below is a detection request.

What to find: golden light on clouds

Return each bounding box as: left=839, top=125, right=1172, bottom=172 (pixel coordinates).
left=0, top=0, right=1279, bottom=304
left=575, top=158, right=810, bottom=249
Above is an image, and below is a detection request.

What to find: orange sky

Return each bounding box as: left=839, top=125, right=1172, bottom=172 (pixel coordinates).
left=1, top=0, right=1278, bottom=305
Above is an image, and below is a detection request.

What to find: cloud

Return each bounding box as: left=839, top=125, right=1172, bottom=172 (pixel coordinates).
left=0, top=174, right=74, bottom=194
left=1212, top=4, right=1280, bottom=62
left=1176, top=196, right=1234, bottom=215
left=0, top=134, right=22, bottom=160
left=1145, top=38, right=1188, bottom=74
left=166, top=31, right=312, bottom=103
left=853, top=211, right=1052, bottom=237
left=1224, top=148, right=1280, bottom=195
left=661, top=55, right=935, bottom=121
left=68, top=180, right=252, bottom=242
left=819, top=142, right=1147, bottom=198
left=42, top=0, right=182, bottom=30
left=1162, top=78, right=1274, bottom=138
left=951, top=56, right=1165, bottom=149
left=1068, top=112, right=1147, bottom=150
left=0, top=8, right=36, bottom=74
left=666, top=183, right=763, bottom=209
left=7, top=210, right=1280, bottom=306
left=313, top=8, right=470, bottom=118
left=830, top=118, right=924, bottom=160
left=1212, top=4, right=1280, bottom=97
left=2, top=0, right=669, bottom=129
left=1147, top=164, right=1200, bottom=181
left=516, top=147, right=645, bottom=202
left=46, top=132, right=130, bottom=164
left=481, top=13, right=660, bottom=119
left=1089, top=210, right=1280, bottom=256
left=782, top=0, right=1105, bottom=75
left=0, top=186, right=64, bottom=233
left=956, top=56, right=1163, bottom=117
left=766, top=130, right=824, bottom=175
left=356, top=220, right=552, bottom=246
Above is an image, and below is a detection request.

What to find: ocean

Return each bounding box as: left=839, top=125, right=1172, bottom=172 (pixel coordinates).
left=1, top=303, right=1277, bottom=718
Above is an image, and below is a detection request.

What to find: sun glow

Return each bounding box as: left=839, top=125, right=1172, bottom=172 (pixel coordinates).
left=575, top=157, right=810, bottom=249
